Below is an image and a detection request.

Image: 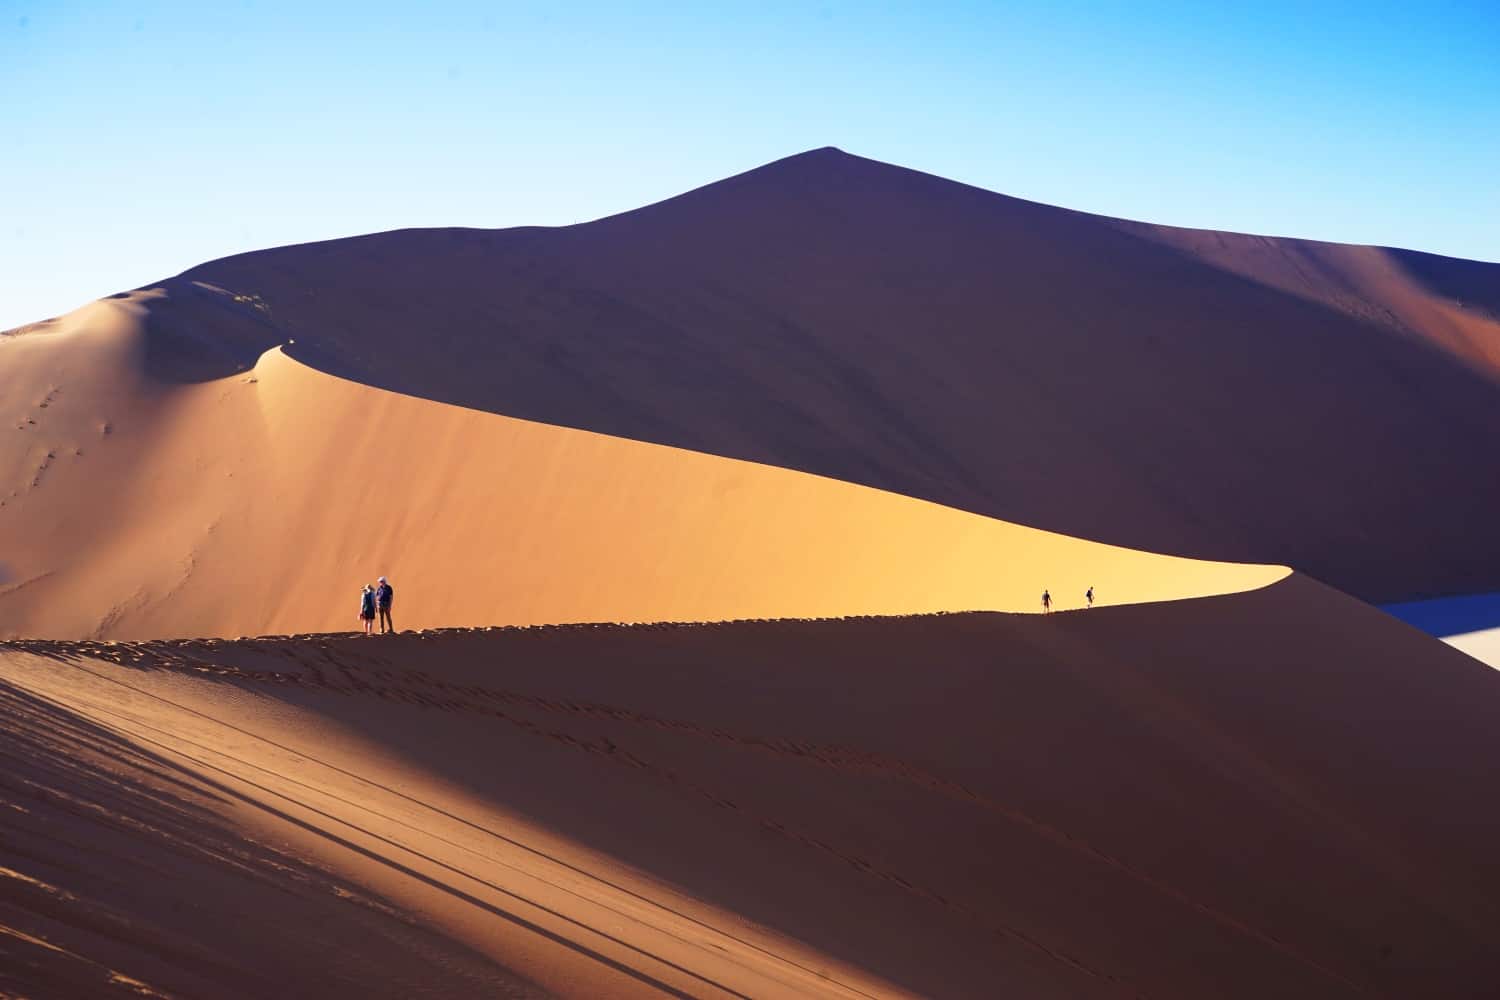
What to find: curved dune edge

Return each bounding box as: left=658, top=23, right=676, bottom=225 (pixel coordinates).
left=0, top=296, right=1290, bottom=641
left=72, top=145, right=1496, bottom=605
left=1, top=297, right=1285, bottom=639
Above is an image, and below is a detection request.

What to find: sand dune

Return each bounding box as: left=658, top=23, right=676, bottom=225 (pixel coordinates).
left=38, top=147, right=1496, bottom=601
left=4, top=147, right=1497, bottom=998
left=0, top=296, right=1280, bottom=639
left=4, top=573, right=1499, bottom=998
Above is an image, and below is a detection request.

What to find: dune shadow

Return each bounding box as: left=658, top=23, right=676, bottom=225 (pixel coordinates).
left=137, top=278, right=286, bottom=383
left=0, top=672, right=547, bottom=998
left=14, top=580, right=1500, bottom=997
left=162, top=181, right=1500, bottom=604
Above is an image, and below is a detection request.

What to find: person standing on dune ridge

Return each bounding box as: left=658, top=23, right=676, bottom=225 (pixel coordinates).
left=358, top=584, right=376, bottom=636
left=1086, top=586, right=1094, bottom=609
left=1042, top=589, right=1052, bottom=614
left=376, top=576, right=395, bottom=634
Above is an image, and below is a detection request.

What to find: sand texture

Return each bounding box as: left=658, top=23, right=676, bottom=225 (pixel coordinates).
left=3, top=148, right=1498, bottom=998
left=0, top=294, right=1282, bottom=639
left=4, top=575, right=1499, bottom=997
left=16, top=148, right=1492, bottom=601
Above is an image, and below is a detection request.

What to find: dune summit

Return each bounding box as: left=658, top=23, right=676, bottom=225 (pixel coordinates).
left=19, top=147, right=1494, bottom=602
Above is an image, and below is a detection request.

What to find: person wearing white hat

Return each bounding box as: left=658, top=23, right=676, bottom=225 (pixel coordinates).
left=376, top=576, right=395, bottom=634
left=358, top=584, right=376, bottom=635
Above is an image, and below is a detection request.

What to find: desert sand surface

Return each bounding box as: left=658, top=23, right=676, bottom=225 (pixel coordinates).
left=38, top=147, right=1497, bottom=601
left=4, top=573, right=1500, bottom=998
left=0, top=295, right=1283, bottom=640
left=1115, top=223, right=1500, bottom=376
left=4, top=146, right=1498, bottom=998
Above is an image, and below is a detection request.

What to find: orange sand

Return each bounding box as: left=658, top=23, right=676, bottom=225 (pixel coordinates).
left=70, top=147, right=1499, bottom=602
left=0, top=295, right=1282, bottom=640
left=3, top=148, right=1498, bottom=998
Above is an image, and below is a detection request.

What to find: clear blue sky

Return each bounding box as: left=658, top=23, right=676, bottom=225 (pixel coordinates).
left=4, top=1, right=1497, bottom=329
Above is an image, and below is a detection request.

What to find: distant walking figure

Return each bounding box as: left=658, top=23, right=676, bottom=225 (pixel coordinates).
left=358, top=584, right=376, bottom=635
left=1041, top=589, right=1052, bottom=614
left=376, top=576, right=395, bottom=634
left=1086, top=586, right=1094, bottom=609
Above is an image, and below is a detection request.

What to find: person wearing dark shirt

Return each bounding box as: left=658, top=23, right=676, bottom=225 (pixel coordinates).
left=376, top=576, right=395, bottom=634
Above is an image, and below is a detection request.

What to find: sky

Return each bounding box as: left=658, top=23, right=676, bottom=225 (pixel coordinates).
left=3, top=0, right=1497, bottom=330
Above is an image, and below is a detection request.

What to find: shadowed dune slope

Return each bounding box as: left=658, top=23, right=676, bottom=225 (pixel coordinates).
left=0, top=679, right=544, bottom=999
left=3, top=573, right=1499, bottom=998
left=0, top=297, right=1281, bottom=640
left=43, top=147, right=1498, bottom=601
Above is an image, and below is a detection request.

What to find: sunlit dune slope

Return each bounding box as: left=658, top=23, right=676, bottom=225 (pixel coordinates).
left=0, top=297, right=1281, bottom=639
left=61, top=147, right=1500, bottom=601
left=4, top=574, right=1499, bottom=998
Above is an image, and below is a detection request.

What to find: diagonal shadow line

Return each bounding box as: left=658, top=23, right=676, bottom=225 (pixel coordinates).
left=20, top=685, right=743, bottom=1000
left=60, top=660, right=1145, bottom=999
left=56, top=657, right=881, bottom=1000
left=69, top=643, right=1366, bottom=994
left=78, top=701, right=755, bottom=997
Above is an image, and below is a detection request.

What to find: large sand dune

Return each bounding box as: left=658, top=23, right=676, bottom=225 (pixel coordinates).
left=36, top=147, right=1496, bottom=601
left=4, top=574, right=1499, bottom=998
left=3, top=147, right=1497, bottom=998
left=0, top=294, right=1280, bottom=639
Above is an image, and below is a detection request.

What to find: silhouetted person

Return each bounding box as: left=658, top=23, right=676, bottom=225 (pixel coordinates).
left=358, top=584, right=376, bottom=636
left=1041, top=589, right=1052, bottom=613
left=1086, top=586, right=1094, bottom=609
left=376, top=576, right=395, bottom=634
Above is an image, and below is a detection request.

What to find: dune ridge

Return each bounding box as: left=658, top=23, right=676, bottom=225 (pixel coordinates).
left=16, top=147, right=1493, bottom=600
left=1116, top=222, right=1500, bottom=375
left=4, top=574, right=1500, bottom=997
left=0, top=296, right=1282, bottom=639
left=4, top=146, right=1498, bottom=999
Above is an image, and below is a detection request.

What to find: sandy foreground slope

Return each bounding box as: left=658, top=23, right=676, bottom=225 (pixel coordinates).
left=63, top=147, right=1500, bottom=602
left=0, top=295, right=1282, bottom=640
left=3, top=573, right=1499, bottom=998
